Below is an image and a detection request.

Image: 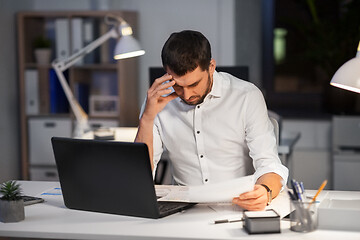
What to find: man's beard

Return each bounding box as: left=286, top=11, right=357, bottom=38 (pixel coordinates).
left=182, top=73, right=213, bottom=105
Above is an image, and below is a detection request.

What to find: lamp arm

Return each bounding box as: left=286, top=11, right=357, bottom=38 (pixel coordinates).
left=53, top=28, right=118, bottom=71
left=51, top=65, right=88, bottom=127
left=51, top=27, right=118, bottom=137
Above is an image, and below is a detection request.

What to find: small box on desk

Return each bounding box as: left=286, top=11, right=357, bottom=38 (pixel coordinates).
left=318, top=194, right=360, bottom=231
left=243, top=210, right=280, bottom=234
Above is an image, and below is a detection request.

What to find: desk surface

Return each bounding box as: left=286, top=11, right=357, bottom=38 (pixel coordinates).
left=0, top=181, right=359, bottom=240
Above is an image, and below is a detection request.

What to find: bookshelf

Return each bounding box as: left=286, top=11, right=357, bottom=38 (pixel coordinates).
left=17, top=11, right=140, bottom=180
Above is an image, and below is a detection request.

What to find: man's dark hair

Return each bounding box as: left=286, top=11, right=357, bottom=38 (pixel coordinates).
left=161, top=30, right=212, bottom=76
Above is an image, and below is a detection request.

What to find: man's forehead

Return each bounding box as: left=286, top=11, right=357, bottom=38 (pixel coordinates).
left=169, top=67, right=207, bottom=86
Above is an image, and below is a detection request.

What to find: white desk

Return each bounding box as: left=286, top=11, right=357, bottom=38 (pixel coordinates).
left=1, top=181, right=360, bottom=240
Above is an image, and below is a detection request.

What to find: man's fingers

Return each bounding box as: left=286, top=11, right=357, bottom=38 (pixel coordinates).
left=232, top=197, right=266, bottom=211
left=150, top=74, right=173, bottom=90
left=156, top=79, right=175, bottom=92
left=148, top=76, right=175, bottom=98
left=158, top=92, right=178, bottom=103
left=239, top=191, right=261, bottom=200
left=155, top=88, right=174, bottom=98
left=239, top=185, right=266, bottom=200
left=232, top=185, right=268, bottom=211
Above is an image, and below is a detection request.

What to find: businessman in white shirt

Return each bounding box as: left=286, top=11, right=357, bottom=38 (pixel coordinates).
left=135, top=30, right=288, bottom=211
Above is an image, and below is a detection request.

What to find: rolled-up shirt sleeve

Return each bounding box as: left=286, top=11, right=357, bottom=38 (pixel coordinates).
left=244, top=88, right=289, bottom=186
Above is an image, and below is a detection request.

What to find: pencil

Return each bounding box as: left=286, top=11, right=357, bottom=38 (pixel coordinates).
left=311, top=180, right=327, bottom=202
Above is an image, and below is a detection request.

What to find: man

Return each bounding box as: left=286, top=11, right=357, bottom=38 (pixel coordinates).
left=135, top=30, right=288, bottom=211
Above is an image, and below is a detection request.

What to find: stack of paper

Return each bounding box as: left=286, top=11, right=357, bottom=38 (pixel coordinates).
left=156, top=175, right=255, bottom=203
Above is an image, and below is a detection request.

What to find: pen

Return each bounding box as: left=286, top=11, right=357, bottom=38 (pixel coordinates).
left=299, top=182, right=306, bottom=198
left=294, top=181, right=304, bottom=201
left=311, top=180, right=327, bottom=202
left=287, top=190, right=297, bottom=201
left=290, top=179, right=299, bottom=200
left=214, top=218, right=243, bottom=224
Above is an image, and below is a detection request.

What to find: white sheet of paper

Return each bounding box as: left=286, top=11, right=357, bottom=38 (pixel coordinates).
left=156, top=175, right=255, bottom=203
left=156, top=185, right=189, bottom=202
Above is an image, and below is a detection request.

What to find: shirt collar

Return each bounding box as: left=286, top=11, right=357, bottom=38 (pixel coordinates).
left=208, top=70, right=222, bottom=98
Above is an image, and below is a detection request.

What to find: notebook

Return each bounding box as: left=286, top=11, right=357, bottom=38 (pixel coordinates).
left=51, top=137, right=195, bottom=219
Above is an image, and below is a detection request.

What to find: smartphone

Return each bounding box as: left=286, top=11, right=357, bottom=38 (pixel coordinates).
left=161, top=80, right=175, bottom=97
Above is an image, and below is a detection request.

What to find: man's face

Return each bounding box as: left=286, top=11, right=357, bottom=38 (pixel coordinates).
left=166, top=60, right=216, bottom=105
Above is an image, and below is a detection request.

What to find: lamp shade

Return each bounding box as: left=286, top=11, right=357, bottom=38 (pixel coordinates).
left=330, top=57, right=360, bottom=93
left=114, top=35, right=145, bottom=60
left=330, top=41, right=360, bottom=93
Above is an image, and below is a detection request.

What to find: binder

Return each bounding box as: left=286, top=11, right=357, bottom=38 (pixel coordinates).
left=71, top=18, right=84, bottom=65
left=25, top=69, right=39, bottom=115
left=99, top=20, right=116, bottom=63
left=99, top=21, right=110, bottom=63
left=55, top=18, right=70, bottom=61
left=49, top=69, right=69, bottom=113
left=83, top=18, right=100, bottom=64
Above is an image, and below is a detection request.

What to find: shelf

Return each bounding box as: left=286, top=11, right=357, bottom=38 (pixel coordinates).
left=25, top=63, right=118, bottom=70
left=18, top=10, right=140, bottom=180
left=26, top=114, right=70, bottom=119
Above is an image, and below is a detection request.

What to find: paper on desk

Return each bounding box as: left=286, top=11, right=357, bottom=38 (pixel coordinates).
left=40, top=187, right=62, bottom=196
left=157, top=175, right=255, bottom=203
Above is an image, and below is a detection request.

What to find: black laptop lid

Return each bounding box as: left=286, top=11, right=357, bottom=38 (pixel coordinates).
left=51, top=137, right=160, bottom=219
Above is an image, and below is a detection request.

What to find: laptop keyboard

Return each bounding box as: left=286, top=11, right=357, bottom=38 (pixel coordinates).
left=158, top=201, right=195, bottom=217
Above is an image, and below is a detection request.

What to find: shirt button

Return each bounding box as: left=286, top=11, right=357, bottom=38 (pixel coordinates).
left=205, top=179, right=208, bottom=182
left=197, top=106, right=200, bottom=109
left=197, top=131, right=200, bottom=134
left=200, top=155, right=203, bottom=158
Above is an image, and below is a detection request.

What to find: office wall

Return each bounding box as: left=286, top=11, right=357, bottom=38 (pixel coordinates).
left=0, top=0, right=34, bottom=183
left=235, top=0, right=263, bottom=88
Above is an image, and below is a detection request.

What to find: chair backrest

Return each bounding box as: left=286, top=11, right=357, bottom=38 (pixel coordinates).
left=269, top=117, right=279, bottom=146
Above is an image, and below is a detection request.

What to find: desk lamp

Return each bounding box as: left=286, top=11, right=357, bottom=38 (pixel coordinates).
left=330, top=41, right=360, bottom=93
left=52, top=15, right=145, bottom=137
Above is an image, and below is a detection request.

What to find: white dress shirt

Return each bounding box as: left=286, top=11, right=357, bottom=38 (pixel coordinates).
left=151, top=71, right=288, bottom=186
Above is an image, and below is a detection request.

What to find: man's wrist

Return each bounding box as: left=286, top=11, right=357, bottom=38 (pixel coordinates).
left=139, top=114, right=155, bottom=127
left=260, top=184, right=273, bottom=205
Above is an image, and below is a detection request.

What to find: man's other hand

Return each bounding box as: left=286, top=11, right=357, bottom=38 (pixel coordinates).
left=143, top=73, right=178, bottom=121
left=232, top=184, right=268, bottom=211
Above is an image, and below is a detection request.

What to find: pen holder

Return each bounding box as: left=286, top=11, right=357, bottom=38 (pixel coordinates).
left=290, top=201, right=318, bottom=232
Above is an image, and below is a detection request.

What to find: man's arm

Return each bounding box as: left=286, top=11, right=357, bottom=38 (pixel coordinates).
left=134, top=74, right=177, bottom=170
left=232, top=172, right=283, bottom=211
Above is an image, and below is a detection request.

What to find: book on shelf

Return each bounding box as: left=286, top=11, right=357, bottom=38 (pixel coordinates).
left=25, top=69, right=40, bottom=115
left=55, top=18, right=70, bottom=61
left=71, top=18, right=84, bottom=66
left=82, top=18, right=100, bottom=64
left=99, top=20, right=117, bottom=64
left=49, top=69, right=69, bottom=114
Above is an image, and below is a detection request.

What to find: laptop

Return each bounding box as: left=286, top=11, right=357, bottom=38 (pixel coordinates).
left=51, top=137, right=196, bottom=219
